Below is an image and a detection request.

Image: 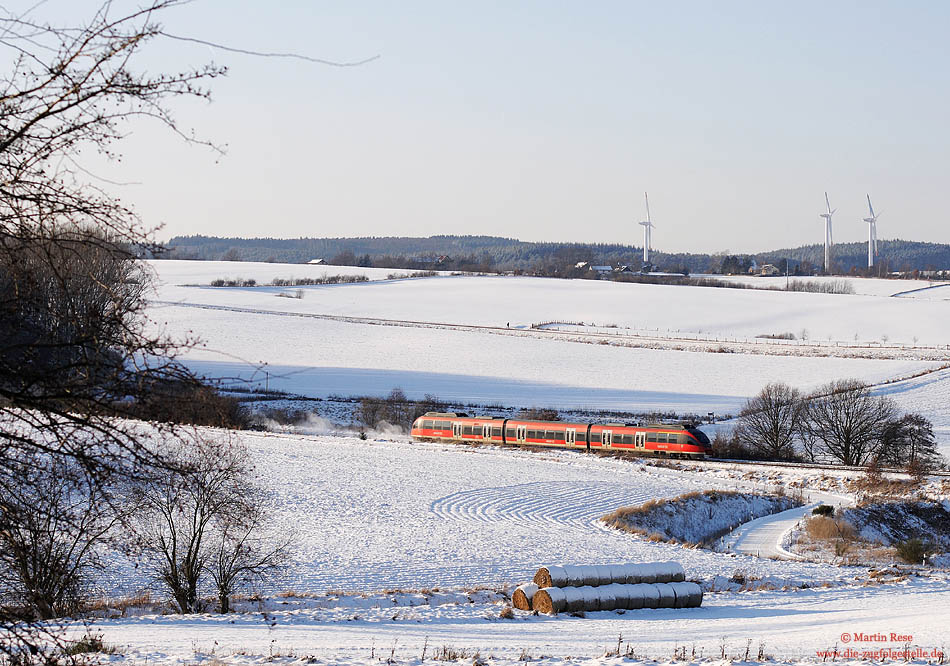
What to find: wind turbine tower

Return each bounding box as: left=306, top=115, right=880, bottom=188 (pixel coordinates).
left=639, top=192, right=654, bottom=267
left=819, top=192, right=835, bottom=273
left=863, top=194, right=880, bottom=268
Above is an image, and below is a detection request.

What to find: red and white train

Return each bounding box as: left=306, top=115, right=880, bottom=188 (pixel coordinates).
left=410, top=412, right=713, bottom=459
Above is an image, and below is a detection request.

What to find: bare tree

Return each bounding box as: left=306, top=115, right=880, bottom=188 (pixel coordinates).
left=134, top=438, right=259, bottom=614
left=799, top=380, right=898, bottom=466
left=733, top=382, right=803, bottom=460
left=878, top=413, right=942, bottom=470
left=0, top=457, right=125, bottom=619
left=0, top=0, right=225, bottom=635
left=206, top=504, right=290, bottom=613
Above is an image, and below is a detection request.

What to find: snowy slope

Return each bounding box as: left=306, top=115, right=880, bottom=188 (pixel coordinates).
left=146, top=260, right=448, bottom=285
left=151, top=303, right=934, bottom=415
left=153, top=271, right=950, bottom=346
left=103, top=432, right=850, bottom=597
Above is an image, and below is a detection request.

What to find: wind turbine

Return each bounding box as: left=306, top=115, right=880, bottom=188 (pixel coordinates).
left=639, top=192, right=654, bottom=267
left=819, top=192, right=835, bottom=273
left=863, top=194, right=880, bottom=268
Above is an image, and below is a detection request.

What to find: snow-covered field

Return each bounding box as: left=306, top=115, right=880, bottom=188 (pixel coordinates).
left=87, top=431, right=949, bottom=665
left=145, top=260, right=950, bottom=449
left=61, top=260, right=950, bottom=665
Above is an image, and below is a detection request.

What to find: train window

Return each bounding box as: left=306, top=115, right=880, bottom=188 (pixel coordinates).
left=527, top=430, right=537, bottom=439
left=422, top=420, right=433, bottom=429
left=506, top=427, right=516, bottom=438
left=553, top=431, right=564, bottom=441
left=612, top=433, right=622, bottom=444
left=622, top=434, right=633, bottom=445
left=669, top=434, right=681, bottom=444
left=463, top=426, right=473, bottom=436
left=576, top=431, right=587, bottom=442
left=544, top=430, right=555, bottom=440
left=647, top=433, right=657, bottom=442
left=492, top=427, right=501, bottom=436
left=656, top=433, right=667, bottom=443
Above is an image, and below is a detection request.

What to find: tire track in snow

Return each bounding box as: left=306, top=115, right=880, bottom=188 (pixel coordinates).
left=430, top=481, right=657, bottom=527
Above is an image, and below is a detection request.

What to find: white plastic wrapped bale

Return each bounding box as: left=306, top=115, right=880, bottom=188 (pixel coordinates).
left=669, top=581, right=703, bottom=608
left=532, top=586, right=569, bottom=614
left=655, top=583, right=676, bottom=608
left=636, top=583, right=661, bottom=609
left=512, top=583, right=538, bottom=611
left=533, top=561, right=686, bottom=588
left=637, top=563, right=657, bottom=584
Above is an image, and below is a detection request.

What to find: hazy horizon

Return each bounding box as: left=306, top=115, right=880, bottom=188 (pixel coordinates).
left=19, top=1, right=950, bottom=254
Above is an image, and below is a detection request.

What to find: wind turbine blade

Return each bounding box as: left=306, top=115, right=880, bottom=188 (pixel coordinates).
left=644, top=192, right=651, bottom=224
left=825, top=192, right=831, bottom=213
left=867, top=194, right=874, bottom=217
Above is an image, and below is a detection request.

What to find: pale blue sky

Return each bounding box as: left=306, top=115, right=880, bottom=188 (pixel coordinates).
left=20, top=1, right=950, bottom=252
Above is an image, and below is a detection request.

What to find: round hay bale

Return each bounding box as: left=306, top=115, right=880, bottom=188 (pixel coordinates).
left=653, top=563, right=673, bottom=584
left=626, top=563, right=645, bottom=584
left=594, top=564, right=613, bottom=586
left=512, top=583, right=538, bottom=611
left=608, top=564, right=631, bottom=585
left=638, top=563, right=657, bottom=584
left=655, top=583, right=676, bottom=608
left=598, top=583, right=623, bottom=611
left=565, top=586, right=591, bottom=612
left=624, top=583, right=644, bottom=610
left=668, top=562, right=686, bottom=582
left=533, top=565, right=564, bottom=588
left=640, top=583, right=661, bottom=609
left=533, top=587, right=567, bottom=615
left=681, top=582, right=703, bottom=607
left=669, top=581, right=691, bottom=608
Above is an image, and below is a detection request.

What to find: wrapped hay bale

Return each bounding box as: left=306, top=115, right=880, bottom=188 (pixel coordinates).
left=668, top=562, right=686, bottom=583
left=594, top=564, right=614, bottom=586
left=669, top=581, right=703, bottom=608
left=534, top=561, right=686, bottom=588
left=655, top=583, right=676, bottom=608
left=637, top=563, right=658, bottom=584
left=653, top=563, right=673, bottom=583
left=532, top=587, right=568, bottom=614
left=637, top=583, right=661, bottom=608
left=533, top=565, right=564, bottom=588
left=512, top=583, right=538, bottom=611
left=533, top=581, right=702, bottom=615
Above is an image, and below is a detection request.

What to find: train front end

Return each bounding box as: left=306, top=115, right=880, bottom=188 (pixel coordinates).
left=683, top=424, right=713, bottom=457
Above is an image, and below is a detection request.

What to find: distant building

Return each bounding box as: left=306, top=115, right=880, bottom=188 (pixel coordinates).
left=307, top=258, right=326, bottom=265
left=759, top=264, right=780, bottom=276
left=575, top=261, right=590, bottom=270
left=589, top=265, right=613, bottom=275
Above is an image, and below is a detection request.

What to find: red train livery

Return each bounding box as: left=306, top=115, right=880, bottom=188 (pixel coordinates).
left=410, top=412, right=713, bottom=459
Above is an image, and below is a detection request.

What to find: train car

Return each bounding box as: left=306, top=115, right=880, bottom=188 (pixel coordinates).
left=410, top=412, right=712, bottom=459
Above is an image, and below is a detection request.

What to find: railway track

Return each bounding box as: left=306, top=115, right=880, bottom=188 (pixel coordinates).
left=690, top=456, right=950, bottom=478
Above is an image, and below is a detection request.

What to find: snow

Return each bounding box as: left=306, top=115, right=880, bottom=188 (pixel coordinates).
left=74, top=428, right=950, bottom=664
left=75, top=576, right=950, bottom=665
left=707, top=274, right=941, bottom=297
left=58, top=261, right=950, bottom=663
left=152, top=268, right=950, bottom=347
left=147, top=260, right=451, bottom=285
left=101, top=432, right=852, bottom=598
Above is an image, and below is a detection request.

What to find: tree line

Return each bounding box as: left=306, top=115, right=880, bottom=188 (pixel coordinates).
left=721, top=380, right=942, bottom=471
left=164, top=234, right=950, bottom=275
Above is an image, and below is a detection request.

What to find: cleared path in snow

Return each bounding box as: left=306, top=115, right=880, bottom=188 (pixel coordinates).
left=727, top=491, right=851, bottom=559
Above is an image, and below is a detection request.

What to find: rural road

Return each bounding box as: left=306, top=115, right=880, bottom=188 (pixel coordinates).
left=727, top=491, right=852, bottom=559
